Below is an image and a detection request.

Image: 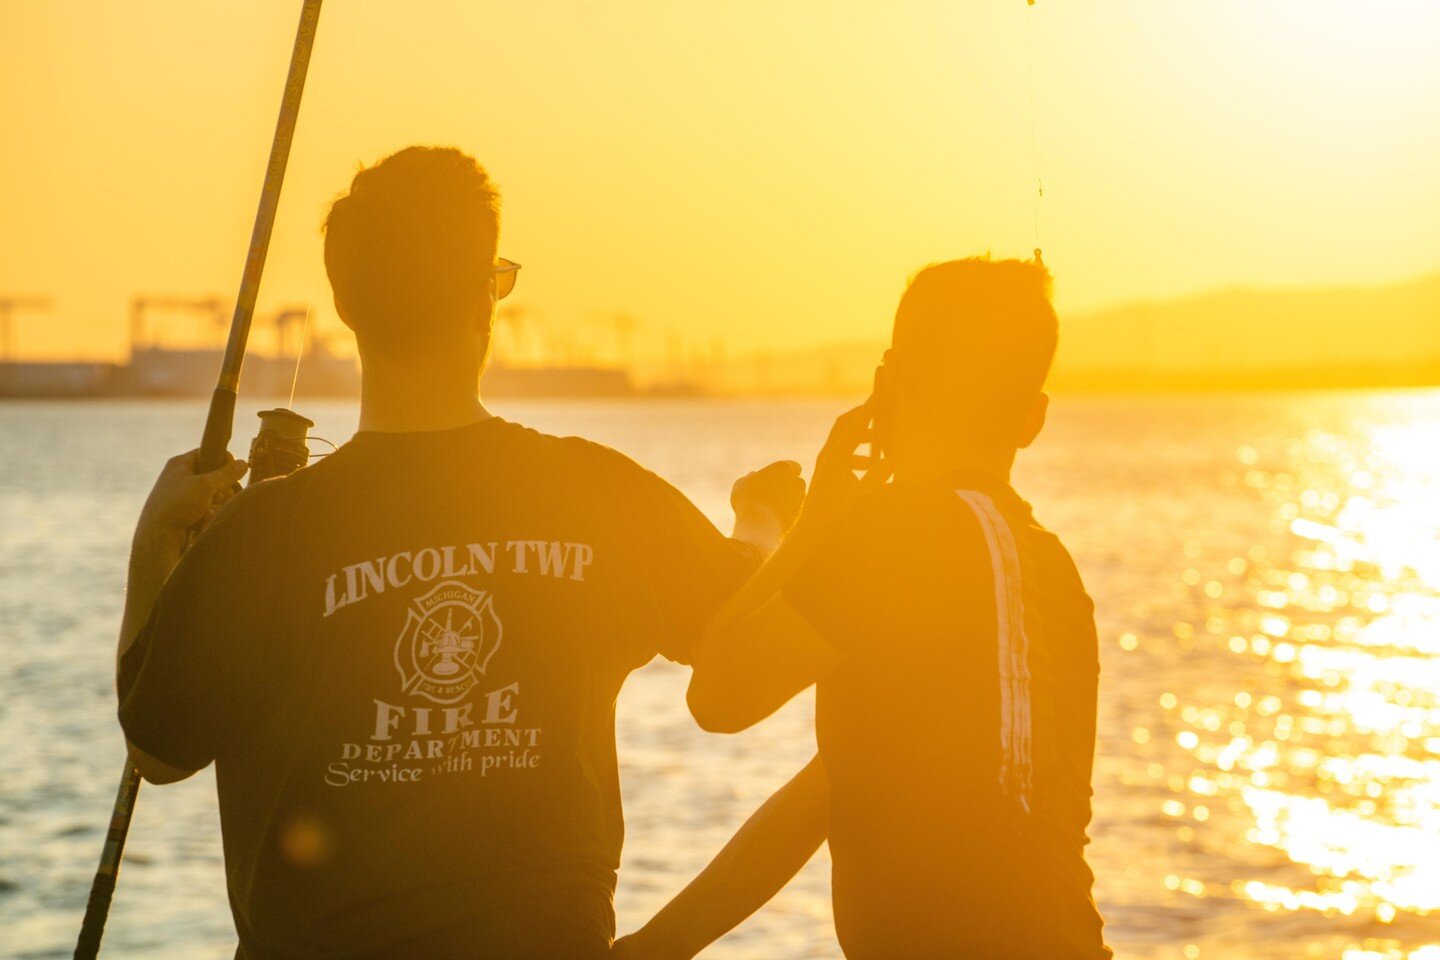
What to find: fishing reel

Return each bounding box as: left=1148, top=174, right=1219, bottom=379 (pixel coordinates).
left=248, top=408, right=316, bottom=484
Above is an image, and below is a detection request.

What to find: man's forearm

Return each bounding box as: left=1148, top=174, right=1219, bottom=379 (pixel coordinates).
left=115, top=451, right=247, bottom=784
left=698, top=507, right=825, bottom=665
left=685, top=506, right=840, bottom=732
left=706, top=399, right=881, bottom=656
left=117, top=531, right=195, bottom=785
left=627, top=756, right=830, bottom=958
left=730, top=507, right=784, bottom=560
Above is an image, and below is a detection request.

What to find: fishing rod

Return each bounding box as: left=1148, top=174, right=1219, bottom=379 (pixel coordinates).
left=74, top=3, right=324, bottom=956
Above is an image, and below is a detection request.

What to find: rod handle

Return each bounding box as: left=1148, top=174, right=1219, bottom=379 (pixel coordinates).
left=197, top=387, right=238, bottom=474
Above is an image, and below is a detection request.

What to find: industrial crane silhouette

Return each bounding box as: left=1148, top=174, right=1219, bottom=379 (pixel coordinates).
left=494, top=304, right=555, bottom=366
left=128, top=295, right=227, bottom=352
left=270, top=305, right=310, bottom=359
left=0, top=296, right=54, bottom=362
left=607, top=312, right=637, bottom=369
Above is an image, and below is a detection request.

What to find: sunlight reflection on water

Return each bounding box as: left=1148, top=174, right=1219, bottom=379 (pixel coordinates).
left=3, top=393, right=1439, bottom=959
left=1152, top=396, right=1440, bottom=960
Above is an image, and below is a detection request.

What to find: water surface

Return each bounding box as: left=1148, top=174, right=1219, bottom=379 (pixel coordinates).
left=2, top=393, right=1438, bottom=959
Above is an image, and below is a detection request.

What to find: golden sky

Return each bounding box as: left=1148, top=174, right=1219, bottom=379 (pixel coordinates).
left=1, top=0, right=1437, bottom=362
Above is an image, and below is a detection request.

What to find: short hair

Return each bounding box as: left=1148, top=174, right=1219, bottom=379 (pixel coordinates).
left=890, top=256, right=1056, bottom=431
left=323, top=146, right=500, bottom=354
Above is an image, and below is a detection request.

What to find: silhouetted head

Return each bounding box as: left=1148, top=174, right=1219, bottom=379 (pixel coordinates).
left=324, top=146, right=501, bottom=363
left=881, top=256, right=1056, bottom=473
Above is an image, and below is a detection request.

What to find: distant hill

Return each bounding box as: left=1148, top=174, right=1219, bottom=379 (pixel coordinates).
left=708, top=272, right=1440, bottom=394
left=1052, top=273, right=1440, bottom=390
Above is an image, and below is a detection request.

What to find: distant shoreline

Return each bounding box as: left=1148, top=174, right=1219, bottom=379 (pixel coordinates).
left=1, top=382, right=1437, bottom=403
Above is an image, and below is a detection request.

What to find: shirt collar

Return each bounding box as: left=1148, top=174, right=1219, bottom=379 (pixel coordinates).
left=935, top=468, right=1034, bottom=522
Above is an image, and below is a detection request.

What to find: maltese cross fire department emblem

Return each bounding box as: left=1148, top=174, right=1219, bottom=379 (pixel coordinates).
left=394, top=580, right=502, bottom=703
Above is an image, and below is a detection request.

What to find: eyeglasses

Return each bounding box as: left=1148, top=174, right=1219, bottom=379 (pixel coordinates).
left=493, top=258, right=521, bottom=300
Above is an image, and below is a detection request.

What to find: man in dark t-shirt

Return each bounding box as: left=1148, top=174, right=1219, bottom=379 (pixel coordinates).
left=617, top=257, right=1111, bottom=958
left=115, top=147, right=803, bottom=959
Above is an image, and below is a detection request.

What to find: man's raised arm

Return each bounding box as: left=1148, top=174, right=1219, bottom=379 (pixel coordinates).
left=688, top=405, right=885, bottom=733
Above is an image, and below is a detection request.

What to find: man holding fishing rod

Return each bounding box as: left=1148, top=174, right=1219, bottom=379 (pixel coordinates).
left=615, top=257, right=1112, bottom=958
left=115, top=145, right=804, bottom=959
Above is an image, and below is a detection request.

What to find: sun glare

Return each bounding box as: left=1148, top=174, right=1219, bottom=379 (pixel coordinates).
left=1242, top=1, right=1440, bottom=106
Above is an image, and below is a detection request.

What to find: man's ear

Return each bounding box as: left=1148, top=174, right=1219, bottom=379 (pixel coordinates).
left=1016, top=392, right=1048, bottom=449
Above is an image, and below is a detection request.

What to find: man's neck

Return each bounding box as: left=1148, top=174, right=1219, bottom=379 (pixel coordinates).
left=357, top=356, right=493, bottom=434
left=892, top=445, right=1015, bottom=487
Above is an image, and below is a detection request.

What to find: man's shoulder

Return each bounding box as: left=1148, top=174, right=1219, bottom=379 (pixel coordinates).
left=470, top=419, right=650, bottom=475
left=863, top=483, right=1079, bottom=578
left=540, top=430, right=638, bottom=467
left=520, top=428, right=671, bottom=489
left=997, top=504, right=1094, bottom=616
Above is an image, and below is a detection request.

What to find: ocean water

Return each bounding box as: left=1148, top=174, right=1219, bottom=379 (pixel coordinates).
left=2, top=393, right=1438, bottom=959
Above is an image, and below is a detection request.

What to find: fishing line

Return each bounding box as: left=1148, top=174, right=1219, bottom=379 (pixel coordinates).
left=285, top=0, right=369, bottom=408
left=1024, top=0, right=1044, bottom=261
left=285, top=290, right=315, bottom=409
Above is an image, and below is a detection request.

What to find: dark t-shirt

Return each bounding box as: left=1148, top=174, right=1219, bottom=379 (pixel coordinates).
left=118, top=417, right=758, bottom=960
left=783, top=474, right=1110, bottom=960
